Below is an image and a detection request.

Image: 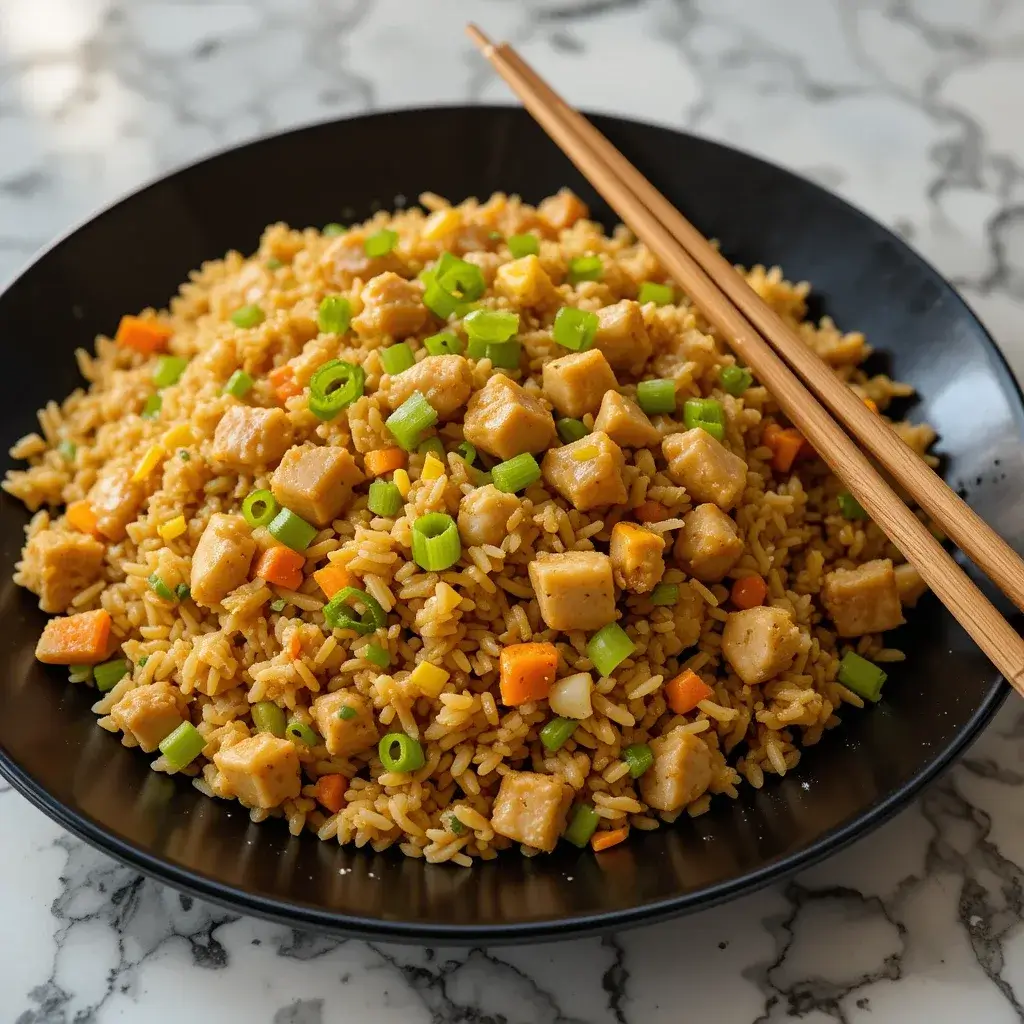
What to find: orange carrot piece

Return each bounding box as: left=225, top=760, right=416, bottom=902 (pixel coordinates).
left=66, top=500, right=100, bottom=536
left=863, top=397, right=878, bottom=414
left=35, top=609, right=112, bottom=665
left=286, top=632, right=302, bottom=660
left=764, top=425, right=804, bottom=473
left=314, top=774, right=347, bottom=814
left=364, top=447, right=406, bottom=477
left=632, top=500, right=669, bottom=523
left=665, top=668, right=715, bottom=715
left=499, top=642, right=559, bottom=706
left=731, top=575, right=768, bottom=610
left=268, top=364, right=301, bottom=403
left=115, top=315, right=171, bottom=354
left=313, top=564, right=352, bottom=600
left=591, top=827, right=629, bottom=852
left=255, top=545, right=305, bottom=590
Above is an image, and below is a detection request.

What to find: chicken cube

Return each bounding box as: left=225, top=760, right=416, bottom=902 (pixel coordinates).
left=663, top=429, right=747, bottom=510
left=593, top=300, right=652, bottom=374
left=542, top=349, right=618, bottom=419
left=495, top=254, right=559, bottom=308
left=271, top=444, right=363, bottom=528
left=463, top=374, right=556, bottom=461
left=384, top=354, right=473, bottom=421
left=593, top=390, right=660, bottom=449
left=213, top=733, right=301, bottom=809
left=321, top=231, right=402, bottom=288
left=674, top=504, right=743, bottom=583
left=89, top=467, right=144, bottom=541
left=538, top=189, right=589, bottom=232
left=894, top=562, right=928, bottom=608
left=722, top=606, right=802, bottom=685
left=21, top=529, right=105, bottom=613
left=190, top=513, right=257, bottom=608
left=110, top=683, right=183, bottom=753
left=490, top=770, right=571, bottom=852
left=528, top=551, right=616, bottom=632
left=541, top=430, right=627, bottom=512
left=210, top=405, right=293, bottom=471
left=310, top=691, right=379, bottom=758
left=457, top=484, right=521, bottom=548
left=822, top=559, right=905, bottom=637
left=609, top=522, right=665, bottom=593
left=639, top=727, right=713, bottom=812
left=352, top=271, right=428, bottom=339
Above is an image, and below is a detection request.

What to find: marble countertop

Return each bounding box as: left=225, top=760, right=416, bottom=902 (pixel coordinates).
left=3, top=1, right=1024, bottom=1020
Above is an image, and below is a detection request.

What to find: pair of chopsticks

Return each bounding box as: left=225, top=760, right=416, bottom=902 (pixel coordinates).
left=466, top=24, right=1024, bottom=695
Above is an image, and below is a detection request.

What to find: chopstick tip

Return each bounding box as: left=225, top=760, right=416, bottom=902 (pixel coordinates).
left=465, top=23, right=494, bottom=54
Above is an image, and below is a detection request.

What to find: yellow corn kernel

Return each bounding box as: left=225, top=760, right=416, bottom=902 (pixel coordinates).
left=421, top=207, right=460, bottom=241
left=131, top=444, right=165, bottom=482
left=421, top=453, right=445, bottom=481
left=408, top=661, right=450, bottom=698
left=158, top=515, right=187, bottom=541
left=162, top=423, right=194, bottom=449
left=394, top=468, right=411, bottom=498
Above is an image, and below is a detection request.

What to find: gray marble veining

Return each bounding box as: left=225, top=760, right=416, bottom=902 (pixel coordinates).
left=3, top=1, right=1024, bottom=1021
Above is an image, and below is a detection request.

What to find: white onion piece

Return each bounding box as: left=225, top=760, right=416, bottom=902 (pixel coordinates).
left=549, top=672, right=594, bottom=719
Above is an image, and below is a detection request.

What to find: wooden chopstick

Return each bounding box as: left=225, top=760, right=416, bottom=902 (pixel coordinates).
left=466, top=24, right=1024, bottom=694
left=493, top=42, right=1024, bottom=621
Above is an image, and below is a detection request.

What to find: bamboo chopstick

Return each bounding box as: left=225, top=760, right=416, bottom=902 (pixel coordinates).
left=466, top=24, right=1024, bottom=694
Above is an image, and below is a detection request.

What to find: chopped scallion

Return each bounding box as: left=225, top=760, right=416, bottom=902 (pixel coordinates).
left=622, top=742, right=654, bottom=779
left=683, top=397, right=725, bottom=441
left=637, top=281, right=674, bottom=306
left=308, top=359, right=364, bottom=420
left=231, top=304, right=265, bottom=329
left=364, top=229, right=398, bottom=257
left=285, top=719, right=320, bottom=746
left=94, top=658, right=128, bottom=693
left=636, top=379, right=676, bottom=416
left=148, top=574, right=176, bottom=602
left=323, top=586, right=387, bottom=635
left=837, top=651, right=887, bottom=703
left=242, top=489, right=278, bottom=529
left=507, top=233, right=540, bottom=258
left=336, top=704, right=358, bottom=720
left=491, top=452, right=541, bottom=494
left=57, top=439, right=77, bottom=462
left=322, top=222, right=345, bottom=237
left=567, top=255, right=603, bottom=284
left=317, top=295, right=352, bottom=335
left=379, top=342, right=415, bottom=375
left=463, top=309, right=519, bottom=344
left=252, top=701, right=286, bottom=737
left=719, top=364, right=753, bottom=396
left=362, top=643, right=390, bottom=668
left=556, top=418, right=589, bottom=444
left=158, top=721, right=205, bottom=770
left=423, top=331, right=464, bottom=356
left=153, top=355, right=188, bottom=389
left=540, top=717, right=578, bottom=752
left=270, top=598, right=287, bottom=612
left=386, top=392, right=438, bottom=451
left=378, top=733, right=425, bottom=773
left=141, top=394, right=162, bottom=419
left=564, top=803, right=600, bottom=847
left=649, top=582, right=679, bottom=606
left=553, top=306, right=599, bottom=352
left=367, top=480, right=403, bottom=517
left=268, top=508, right=317, bottom=551
left=410, top=513, right=461, bottom=571
left=223, top=369, right=254, bottom=398
left=456, top=440, right=476, bottom=466
left=837, top=492, right=869, bottom=520
left=586, top=622, right=635, bottom=678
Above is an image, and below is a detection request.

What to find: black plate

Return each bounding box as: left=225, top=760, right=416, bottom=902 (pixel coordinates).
left=0, top=107, right=1019, bottom=944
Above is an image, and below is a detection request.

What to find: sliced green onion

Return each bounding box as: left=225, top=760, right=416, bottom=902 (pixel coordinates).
left=564, top=803, right=600, bottom=847
left=492, top=452, right=541, bottom=494
left=378, top=732, right=425, bottom=772
left=362, top=643, right=391, bottom=668
left=435, top=252, right=486, bottom=302
left=367, top=480, right=403, bottom=517
left=153, top=355, right=188, bottom=388
left=317, top=295, right=352, bottom=335
left=364, top=229, right=398, bottom=257
left=336, top=704, right=358, bottom=721
left=175, top=583, right=191, bottom=602
left=137, top=656, right=148, bottom=668
left=379, top=342, right=415, bottom=375
left=158, top=721, right=205, bottom=770
left=179, top=451, right=190, bottom=461
left=485, top=339, right=522, bottom=369
left=322, top=222, right=346, bottom=237
left=507, top=233, right=540, bottom=258
left=242, top=489, right=279, bottom=529
left=268, top=508, right=317, bottom=551
left=411, top=513, right=461, bottom=571
left=422, top=271, right=471, bottom=321
left=223, top=369, right=254, bottom=398
left=837, top=652, right=887, bottom=702
left=308, top=359, right=365, bottom=420
left=323, top=586, right=387, bottom=635
left=553, top=306, right=599, bottom=352
left=231, top=304, right=265, bottom=329
left=568, top=255, right=603, bottom=284
left=683, top=397, right=725, bottom=441
left=141, top=394, right=162, bottom=419
left=417, top=436, right=446, bottom=461
left=252, top=700, right=286, bottom=737
left=423, top=331, right=464, bottom=356
left=386, top=392, right=438, bottom=451
left=463, top=309, right=519, bottom=344
left=837, top=492, right=869, bottom=520
left=474, top=470, right=493, bottom=487
left=719, top=364, right=754, bottom=396
left=148, top=574, right=175, bottom=602
left=622, top=742, right=654, bottom=779
left=540, top=717, right=578, bottom=752
left=266, top=257, right=283, bottom=270
left=649, top=582, right=679, bottom=606
left=57, top=439, right=77, bottom=462
left=285, top=719, right=320, bottom=745
left=636, top=379, right=676, bottom=415
left=456, top=440, right=476, bottom=466
left=587, top=622, right=635, bottom=678
left=94, top=658, right=128, bottom=693
left=556, top=418, right=589, bottom=444
left=270, top=598, right=287, bottom=612
left=637, top=281, right=674, bottom=306
left=445, top=811, right=467, bottom=835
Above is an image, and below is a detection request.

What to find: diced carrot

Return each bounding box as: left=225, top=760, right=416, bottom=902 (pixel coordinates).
left=286, top=632, right=302, bottom=660
left=665, top=668, right=714, bottom=715
left=268, top=364, right=301, bottom=403
left=591, top=827, right=629, bottom=852
left=632, top=500, right=669, bottom=523
left=731, top=574, right=768, bottom=610
left=313, top=564, right=352, bottom=600
left=364, top=447, right=407, bottom=477
left=254, top=545, right=305, bottom=590
left=499, top=642, right=559, bottom=706
left=35, top=609, right=112, bottom=665
left=66, top=500, right=100, bottom=537
left=115, top=315, right=172, bottom=354
left=863, top=397, right=878, bottom=414
left=314, top=774, right=347, bottom=814
left=763, top=423, right=804, bottom=474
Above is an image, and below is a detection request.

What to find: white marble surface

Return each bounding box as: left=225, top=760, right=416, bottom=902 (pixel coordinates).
left=3, top=1, right=1024, bottom=1021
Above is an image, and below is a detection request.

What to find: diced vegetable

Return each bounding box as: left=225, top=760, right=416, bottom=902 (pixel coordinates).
left=665, top=668, right=714, bottom=714
left=633, top=500, right=669, bottom=523
left=837, top=491, right=868, bottom=520
left=470, top=337, right=521, bottom=369
left=386, top=392, right=438, bottom=451
left=564, top=803, right=600, bottom=847
left=420, top=453, right=445, bottom=481
left=364, top=447, right=406, bottom=477
left=731, top=575, right=767, bottom=609
left=507, top=233, right=539, bottom=258
left=223, top=369, right=254, bottom=398
left=456, top=440, right=476, bottom=465
left=308, top=359, right=365, bottom=420
left=463, top=309, right=519, bottom=344
left=317, top=295, right=352, bottom=335
left=35, top=608, right=112, bottom=665
left=115, top=315, right=171, bottom=354
left=491, top=452, right=541, bottom=494
left=719, top=365, right=753, bottom=396
left=378, top=732, right=425, bottom=772
left=637, top=281, right=674, bottom=306
left=268, top=364, right=301, bottom=403
left=837, top=651, right=887, bottom=702
left=323, top=585, right=387, bottom=634
left=586, top=622, right=635, bottom=678
left=367, top=480, right=403, bottom=516
left=394, top=468, right=411, bottom=497
left=153, top=355, right=188, bottom=388
left=231, top=304, right=265, bottom=329
left=267, top=508, right=317, bottom=552
left=435, top=253, right=486, bottom=302
left=336, top=705, right=358, bottom=720
left=322, top=222, right=345, bottom=236
left=763, top=424, right=805, bottom=474
left=622, top=742, right=654, bottom=778
left=636, top=379, right=676, bottom=415
left=683, top=397, right=725, bottom=441
left=266, top=257, right=283, bottom=270
left=548, top=671, right=593, bottom=719
left=175, top=583, right=191, bottom=602
left=591, top=827, right=629, bottom=852
left=423, top=331, right=464, bottom=356
left=131, top=444, right=165, bottom=482
left=158, top=515, right=187, bottom=541
left=254, top=546, right=305, bottom=590
left=649, top=582, right=679, bottom=606
left=314, top=773, right=347, bottom=813
left=408, top=661, right=450, bottom=698
left=553, top=307, right=599, bottom=352
left=57, top=439, right=77, bottom=461
left=285, top=719, right=320, bottom=745
left=364, top=229, right=398, bottom=257
left=362, top=643, right=390, bottom=668
left=540, top=717, right=578, bottom=752
left=410, top=512, right=461, bottom=571
left=499, top=642, right=559, bottom=706
left=556, top=418, right=589, bottom=444
left=94, top=658, right=128, bottom=693
left=141, top=394, right=162, bottom=419
left=312, top=563, right=353, bottom=600
left=567, top=255, right=602, bottom=284
left=252, top=700, right=287, bottom=737
left=147, top=573, right=175, bottom=602
left=242, top=489, right=279, bottom=529
left=66, top=500, right=100, bottom=536
left=158, top=721, right=206, bottom=770
left=379, top=342, right=415, bottom=375
left=269, top=598, right=287, bottom=612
